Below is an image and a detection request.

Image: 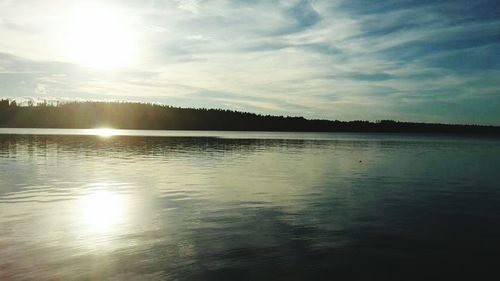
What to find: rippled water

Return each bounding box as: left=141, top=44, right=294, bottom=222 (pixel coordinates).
left=1, top=129, right=500, bottom=280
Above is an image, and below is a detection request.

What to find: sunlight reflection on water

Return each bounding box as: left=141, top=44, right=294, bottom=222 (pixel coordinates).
left=85, top=128, right=119, bottom=138
left=79, top=190, right=125, bottom=234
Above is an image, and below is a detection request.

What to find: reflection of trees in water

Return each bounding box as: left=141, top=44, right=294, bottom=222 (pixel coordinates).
left=2, top=133, right=481, bottom=159
left=0, top=134, right=328, bottom=158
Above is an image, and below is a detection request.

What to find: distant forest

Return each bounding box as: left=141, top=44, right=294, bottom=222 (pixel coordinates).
left=1, top=99, right=499, bottom=135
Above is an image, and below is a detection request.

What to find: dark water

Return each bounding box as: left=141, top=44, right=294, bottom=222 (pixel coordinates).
left=1, top=129, right=500, bottom=280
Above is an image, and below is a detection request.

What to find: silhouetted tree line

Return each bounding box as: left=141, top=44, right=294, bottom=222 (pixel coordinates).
left=1, top=100, right=499, bottom=135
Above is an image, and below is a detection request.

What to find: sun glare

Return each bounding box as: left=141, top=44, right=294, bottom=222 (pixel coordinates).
left=90, top=128, right=119, bottom=137
left=80, top=191, right=125, bottom=234
left=68, top=4, right=138, bottom=69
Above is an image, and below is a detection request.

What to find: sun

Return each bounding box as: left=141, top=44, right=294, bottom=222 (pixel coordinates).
left=68, top=4, right=138, bottom=69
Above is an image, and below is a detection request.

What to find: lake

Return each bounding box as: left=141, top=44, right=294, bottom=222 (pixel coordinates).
left=1, top=129, right=500, bottom=280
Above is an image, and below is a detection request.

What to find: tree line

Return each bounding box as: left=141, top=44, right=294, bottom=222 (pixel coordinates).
left=0, top=100, right=499, bottom=135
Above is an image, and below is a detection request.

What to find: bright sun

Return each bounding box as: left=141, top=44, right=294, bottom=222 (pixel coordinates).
left=68, top=4, right=138, bottom=69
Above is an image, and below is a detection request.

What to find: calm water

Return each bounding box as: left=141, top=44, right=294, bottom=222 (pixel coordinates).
left=1, top=129, right=500, bottom=280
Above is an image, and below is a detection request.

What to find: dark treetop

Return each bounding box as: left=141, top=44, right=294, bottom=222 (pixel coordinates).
left=1, top=100, right=499, bottom=135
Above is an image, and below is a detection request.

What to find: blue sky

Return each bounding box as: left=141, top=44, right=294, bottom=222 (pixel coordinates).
left=0, top=0, right=499, bottom=124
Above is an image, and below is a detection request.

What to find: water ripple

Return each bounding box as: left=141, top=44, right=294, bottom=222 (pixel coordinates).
left=1, top=131, right=500, bottom=280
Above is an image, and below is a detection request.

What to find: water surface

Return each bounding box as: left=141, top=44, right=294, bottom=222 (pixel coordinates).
left=1, top=129, right=500, bottom=280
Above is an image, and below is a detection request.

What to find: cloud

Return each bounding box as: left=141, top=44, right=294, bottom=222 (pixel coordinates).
left=176, top=0, right=200, bottom=14
left=287, top=0, right=321, bottom=31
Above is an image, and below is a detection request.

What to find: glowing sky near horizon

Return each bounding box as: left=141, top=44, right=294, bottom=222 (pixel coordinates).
left=0, top=0, right=499, bottom=124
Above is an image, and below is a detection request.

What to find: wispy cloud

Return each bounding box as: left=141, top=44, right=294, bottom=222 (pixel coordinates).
left=176, top=0, right=201, bottom=14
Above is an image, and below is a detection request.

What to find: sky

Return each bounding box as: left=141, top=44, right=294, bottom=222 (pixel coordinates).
left=0, top=0, right=499, bottom=125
